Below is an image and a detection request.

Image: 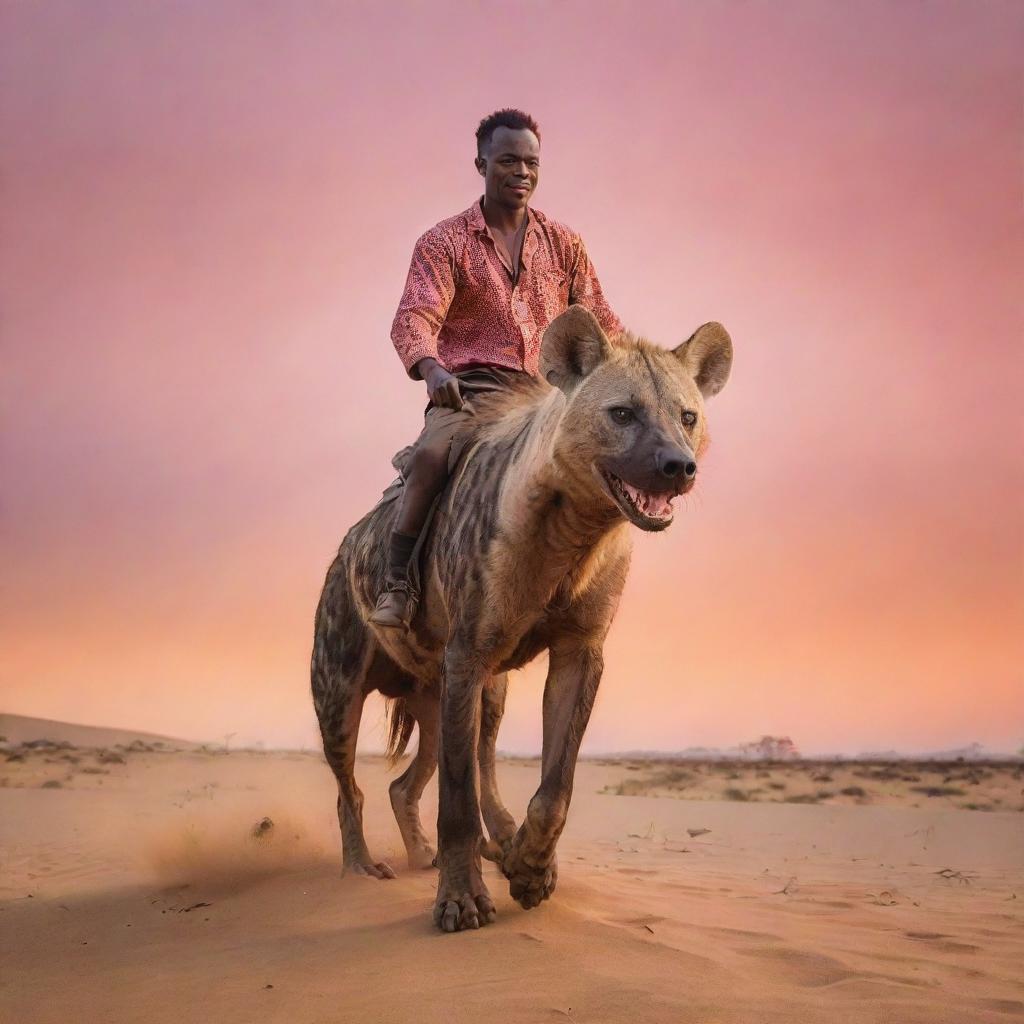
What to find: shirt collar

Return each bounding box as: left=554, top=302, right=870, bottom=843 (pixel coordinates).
left=467, top=196, right=539, bottom=238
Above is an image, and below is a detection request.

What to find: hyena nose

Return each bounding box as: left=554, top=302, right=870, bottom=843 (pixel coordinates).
left=658, top=449, right=697, bottom=481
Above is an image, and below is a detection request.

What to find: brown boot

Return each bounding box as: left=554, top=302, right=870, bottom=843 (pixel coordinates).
left=369, top=578, right=418, bottom=630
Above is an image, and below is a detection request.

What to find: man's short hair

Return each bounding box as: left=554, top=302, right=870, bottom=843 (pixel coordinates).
left=475, top=108, right=541, bottom=157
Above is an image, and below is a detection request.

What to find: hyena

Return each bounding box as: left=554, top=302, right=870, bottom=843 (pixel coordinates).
left=311, top=305, right=732, bottom=932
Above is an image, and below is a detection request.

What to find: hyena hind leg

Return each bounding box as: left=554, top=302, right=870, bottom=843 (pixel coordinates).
left=312, top=601, right=396, bottom=880
left=480, top=673, right=517, bottom=862
left=387, top=691, right=440, bottom=870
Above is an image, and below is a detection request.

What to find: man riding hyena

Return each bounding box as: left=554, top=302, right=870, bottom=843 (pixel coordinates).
left=311, top=108, right=732, bottom=932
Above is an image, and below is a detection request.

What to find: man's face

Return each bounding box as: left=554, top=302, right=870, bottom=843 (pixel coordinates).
left=476, top=126, right=540, bottom=211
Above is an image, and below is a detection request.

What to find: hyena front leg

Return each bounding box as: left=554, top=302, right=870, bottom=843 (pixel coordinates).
left=433, top=642, right=496, bottom=932
left=501, top=640, right=603, bottom=909
left=479, top=673, right=517, bottom=863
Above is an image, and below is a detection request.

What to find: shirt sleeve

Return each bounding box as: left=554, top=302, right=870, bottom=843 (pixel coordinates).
left=390, top=228, right=457, bottom=379
left=569, top=234, right=623, bottom=338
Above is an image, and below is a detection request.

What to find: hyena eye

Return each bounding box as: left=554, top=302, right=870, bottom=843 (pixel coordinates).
left=609, top=407, right=635, bottom=426
left=681, top=410, right=697, bottom=428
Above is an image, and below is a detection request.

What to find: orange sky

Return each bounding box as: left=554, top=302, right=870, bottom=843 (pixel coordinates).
left=2, top=1, right=1022, bottom=754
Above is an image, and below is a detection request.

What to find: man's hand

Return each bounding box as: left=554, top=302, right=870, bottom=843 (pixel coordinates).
left=417, top=358, right=463, bottom=411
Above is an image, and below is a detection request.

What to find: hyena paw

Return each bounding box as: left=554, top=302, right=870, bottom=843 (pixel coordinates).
left=502, top=843, right=558, bottom=910
left=345, top=859, right=396, bottom=880
left=480, top=831, right=515, bottom=865
left=433, top=878, right=496, bottom=933
left=407, top=842, right=437, bottom=871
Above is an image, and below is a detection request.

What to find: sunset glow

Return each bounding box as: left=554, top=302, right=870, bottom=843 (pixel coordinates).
left=2, top=1, right=1021, bottom=754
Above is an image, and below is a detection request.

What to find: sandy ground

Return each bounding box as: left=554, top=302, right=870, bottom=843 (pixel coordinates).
left=2, top=733, right=1023, bottom=1023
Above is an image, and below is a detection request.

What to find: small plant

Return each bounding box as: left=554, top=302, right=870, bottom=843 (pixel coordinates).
left=853, top=764, right=906, bottom=781
left=640, top=766, right=695, bottom=789
left=723, top=787, right=750, bottom=802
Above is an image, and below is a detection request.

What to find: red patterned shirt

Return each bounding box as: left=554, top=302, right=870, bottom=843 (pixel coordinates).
left=391, top=198, right=622, bottom=379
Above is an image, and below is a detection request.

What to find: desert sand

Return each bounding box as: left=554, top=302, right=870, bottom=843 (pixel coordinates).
left=2, top=720, right=1022, bottom=1023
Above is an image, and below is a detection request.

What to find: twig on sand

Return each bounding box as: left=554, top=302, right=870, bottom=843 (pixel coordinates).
left=935, top=868, right=977, bottom=885
left=687, top=828, right=712, bottom=838
left=774, top=877, right=798, bottom=895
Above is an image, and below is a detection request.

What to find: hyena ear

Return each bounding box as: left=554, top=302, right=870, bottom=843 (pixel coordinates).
left=672, top=322, right=733, bottom=398
left=540, top=305, right=613, bottom=393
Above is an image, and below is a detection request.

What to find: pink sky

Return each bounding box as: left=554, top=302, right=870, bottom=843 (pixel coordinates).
left=2, top=1, right=1022, bottom=754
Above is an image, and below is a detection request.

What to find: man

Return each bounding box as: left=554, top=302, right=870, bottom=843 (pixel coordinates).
left=371, top=108, right=622, bottom=629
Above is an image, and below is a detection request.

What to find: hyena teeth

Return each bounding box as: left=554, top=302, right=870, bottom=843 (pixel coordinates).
left=609, top=472, right=674, bottom=520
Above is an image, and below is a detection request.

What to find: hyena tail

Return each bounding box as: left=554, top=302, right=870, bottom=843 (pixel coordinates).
left=385, top=697, right=416, bottom=765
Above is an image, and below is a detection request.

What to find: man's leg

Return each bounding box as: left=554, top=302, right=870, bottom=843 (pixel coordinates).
left=370, top=414, right=459, bottom=630
left=371, top=371, right=502, bottom=630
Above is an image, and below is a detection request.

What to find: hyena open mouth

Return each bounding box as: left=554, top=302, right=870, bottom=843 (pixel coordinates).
left=600, top=469, right=677, bottom=531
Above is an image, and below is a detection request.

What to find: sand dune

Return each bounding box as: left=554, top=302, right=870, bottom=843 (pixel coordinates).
left=1, top=745, right=1022, bottom=1023
left=0, top=713, right=197, bottom=751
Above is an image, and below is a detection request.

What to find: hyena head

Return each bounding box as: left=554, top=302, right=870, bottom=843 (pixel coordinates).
left=540, top=305, right=733, bottom=532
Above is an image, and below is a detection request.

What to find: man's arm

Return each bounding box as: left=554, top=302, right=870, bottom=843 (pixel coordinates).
left=568, top=234, right=623, bottom=339
left=390, top=230, right=463, bottom=408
